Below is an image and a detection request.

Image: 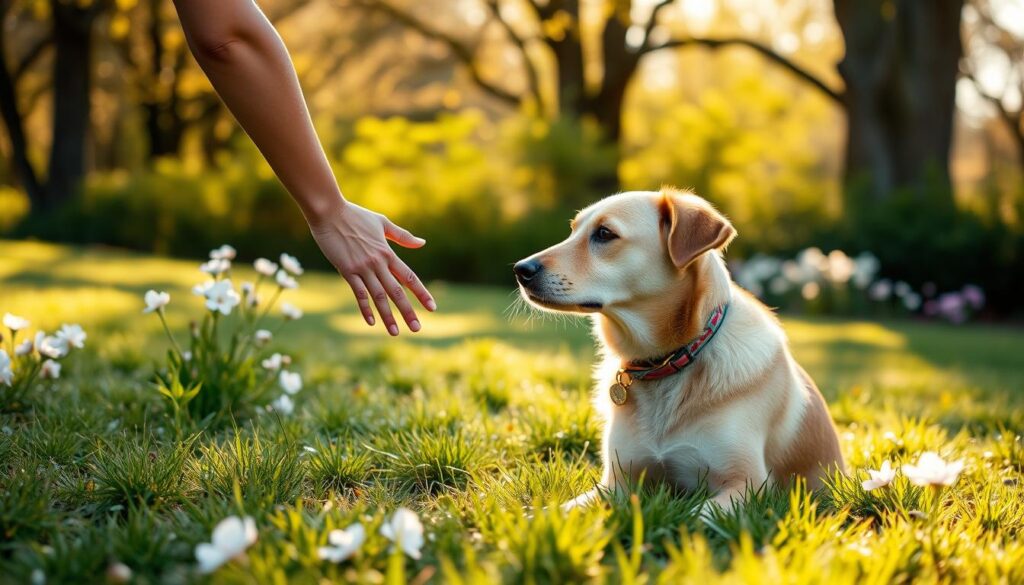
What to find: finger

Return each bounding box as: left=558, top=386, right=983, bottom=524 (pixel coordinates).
left=344, top=274, right=375, bottom=326
left=362, top=271, right=399, bottom=336
left=390, top=255, right=436, bottom=312
left=384, top=220, right=426, bottom=249
left=376, top=265, right=421, bottom=333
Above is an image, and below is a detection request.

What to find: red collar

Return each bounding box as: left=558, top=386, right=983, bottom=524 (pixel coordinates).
left=619, top=303, right=729, bottom=382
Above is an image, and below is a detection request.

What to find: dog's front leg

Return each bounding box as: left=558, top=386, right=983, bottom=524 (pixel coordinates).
left=561, top=466, right=617, bottom=512
left=701, top=460, right=769, bottom=520
left=560, top=487, right=605, bottom=512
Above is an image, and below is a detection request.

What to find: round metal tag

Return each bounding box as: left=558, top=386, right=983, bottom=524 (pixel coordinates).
left=609, top=383, right=628, bottom=406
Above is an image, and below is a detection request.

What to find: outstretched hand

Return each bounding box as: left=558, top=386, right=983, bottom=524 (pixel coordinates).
left=308, top=201, right=435, bottom=336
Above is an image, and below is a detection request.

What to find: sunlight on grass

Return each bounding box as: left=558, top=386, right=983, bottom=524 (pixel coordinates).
left=1, top=240, right=1022, bottom=583
left=330, top=311, right=502, bottom=338
left=1, top=286, right=141, bottom=332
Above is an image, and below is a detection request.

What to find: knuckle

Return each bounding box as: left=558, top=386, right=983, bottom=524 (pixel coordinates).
left=390, top=286, right=404, bottom=298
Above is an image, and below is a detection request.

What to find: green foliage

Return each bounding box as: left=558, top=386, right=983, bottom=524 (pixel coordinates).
left=304, top=436, right=376, bottom=495
left=480, top=501, right=613, bottom=584
left=837, top=181, right=1024, bottom=314
left=381, top=428, right=484, bottom=494
left=195, top=430, right=305, bottom=511
left=623, top=69, right=838, bottom=258
left=0, top=470, right=55, bottom=547
left=2, top=247, right=1024, bottom=582
left=87, top=432, right=195, bottom=511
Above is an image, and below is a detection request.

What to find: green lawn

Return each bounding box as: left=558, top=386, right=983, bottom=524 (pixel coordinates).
left=1, top=240, right=1023, bottom=583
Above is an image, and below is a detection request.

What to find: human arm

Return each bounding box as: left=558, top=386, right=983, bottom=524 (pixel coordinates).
left=172, top=0, right=434, bottom=335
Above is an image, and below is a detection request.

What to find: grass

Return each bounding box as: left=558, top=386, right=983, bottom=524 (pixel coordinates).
left=1, top=239, right=1023, bottom=583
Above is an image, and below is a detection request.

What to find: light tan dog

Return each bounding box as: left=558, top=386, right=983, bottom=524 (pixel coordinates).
left=513, top=188, right=843, bottom=509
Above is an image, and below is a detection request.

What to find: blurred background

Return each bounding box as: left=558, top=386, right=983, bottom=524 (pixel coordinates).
left=1, top=0, right=1022, bottom=321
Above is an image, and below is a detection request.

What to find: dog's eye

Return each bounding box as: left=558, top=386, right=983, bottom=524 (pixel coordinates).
left=592, top=226, right=618, bottom=242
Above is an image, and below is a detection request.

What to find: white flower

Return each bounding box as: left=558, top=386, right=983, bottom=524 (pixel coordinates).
left=861, top=460, right=896, bottom=491
left=852, top=252, right=879, bottom=289
left=279, top=370, right=302, bottom=395
left=869, top=279, right=892, bottom=302
left=210, top=244, right=237, bottom=261
left=200, top=258, right=231, bottom=276
left=319, top=523, right=366, bottom=563
left=35, top=332, right=67, bottom=359
left=282, top=303, right=303, bottom=320
left=203, top=280, right=241, bottom=315
left=902, top=452, right=964, bottom=487
left=40, top=359, right=61, bottom=380
left=143, top=290, right=170, bottom=313
left=192, top=280, right=215, bottom=297
left=254, top=258, right=278, bottom=277
left=271, top=394, right=294, bottom=415
left=903, top=292, right=922, bottom=311
left=14, top=339, right=32, bottom=356
left=57, top=324, right=86, bottom=349
left=3, top=313, right=29, bottom=331
left=825, top=250, right=855, bottom=284
left=195, top=516, right=258, bottom=574
left=254, top=329, right=272, bottom=346
left=380, top=508, right=424, bottom=560
left=0, top=350, right=12, bottom=386
left=275, top=270, right=298, bottom=290
left=261, top=353, right=284, bottom=371
left=182, top=351, right=193, bottom=362
left=106, top=562, right=133, bottom=584
left=280, top=253, right=304, bottom=275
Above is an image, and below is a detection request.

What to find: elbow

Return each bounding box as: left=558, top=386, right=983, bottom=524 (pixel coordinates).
left=190, top=32, right=247, bottom=64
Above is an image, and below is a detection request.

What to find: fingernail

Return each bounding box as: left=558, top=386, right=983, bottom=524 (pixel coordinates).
left=410, top=319, right=421, bottom=332
left=388, top=324, right=399, bottom=336
left=427, top=300, right=437, bottom=311
left=368, top=316, right=375, bottom=325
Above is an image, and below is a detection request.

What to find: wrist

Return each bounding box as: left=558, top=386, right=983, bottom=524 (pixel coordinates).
left=300, top=191, right=347, bottom=226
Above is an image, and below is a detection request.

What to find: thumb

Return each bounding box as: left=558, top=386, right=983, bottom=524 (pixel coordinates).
left=384, top=220, right=426, bottom=248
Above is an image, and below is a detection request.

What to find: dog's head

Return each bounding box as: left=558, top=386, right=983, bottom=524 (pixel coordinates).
left=514, top=188, right=735, bottom=315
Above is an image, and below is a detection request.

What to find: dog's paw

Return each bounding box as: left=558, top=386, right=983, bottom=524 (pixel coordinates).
left=698, top=499, right=725, bottom=525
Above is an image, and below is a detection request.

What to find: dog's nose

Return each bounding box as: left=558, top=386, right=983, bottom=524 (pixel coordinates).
left=514, top=259, right=543, bottom=282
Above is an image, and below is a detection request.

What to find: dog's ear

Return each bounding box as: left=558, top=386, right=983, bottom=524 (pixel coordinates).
left=660, top=191, right=736, bottom=268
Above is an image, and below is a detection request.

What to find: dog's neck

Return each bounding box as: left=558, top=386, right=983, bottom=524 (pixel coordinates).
left=592, top=252, right=732, bottom=363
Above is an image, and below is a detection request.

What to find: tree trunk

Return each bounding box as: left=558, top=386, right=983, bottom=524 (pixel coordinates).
left=583, top=5, right=640, bottom=194
left=144, top=0, right=184, bottom=158
left=539, top=0, right=586, bottom=119
left=0, top=0, right=44, bottom=205
left=46, top=0, right=97, bottom=209
left=835, top=0, right=962, bottom=211
left=0, top=11, right=44, bottom=206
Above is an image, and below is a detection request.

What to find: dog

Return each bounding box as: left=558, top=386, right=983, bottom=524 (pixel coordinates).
left=513, top=188, right=844, bottom=510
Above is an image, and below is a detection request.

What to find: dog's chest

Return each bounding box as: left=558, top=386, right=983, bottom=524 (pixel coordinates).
left=599, top=372, right=714, bottom=487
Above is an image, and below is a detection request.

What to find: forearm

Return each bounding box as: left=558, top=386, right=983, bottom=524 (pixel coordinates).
left=173, top=0, right=342, bottom=220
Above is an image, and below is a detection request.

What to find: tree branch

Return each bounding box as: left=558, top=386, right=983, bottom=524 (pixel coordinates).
left=13, top=34, right=50, bottom=81
left=484, top=0, right=544, bottom=113
left=639, top=0, right=675, bottom=52
left=645, top=36, right=843, bottom=103
left=350, top=0, right=520, bottom=106
left=962, top=68, right=1024, bottom=163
